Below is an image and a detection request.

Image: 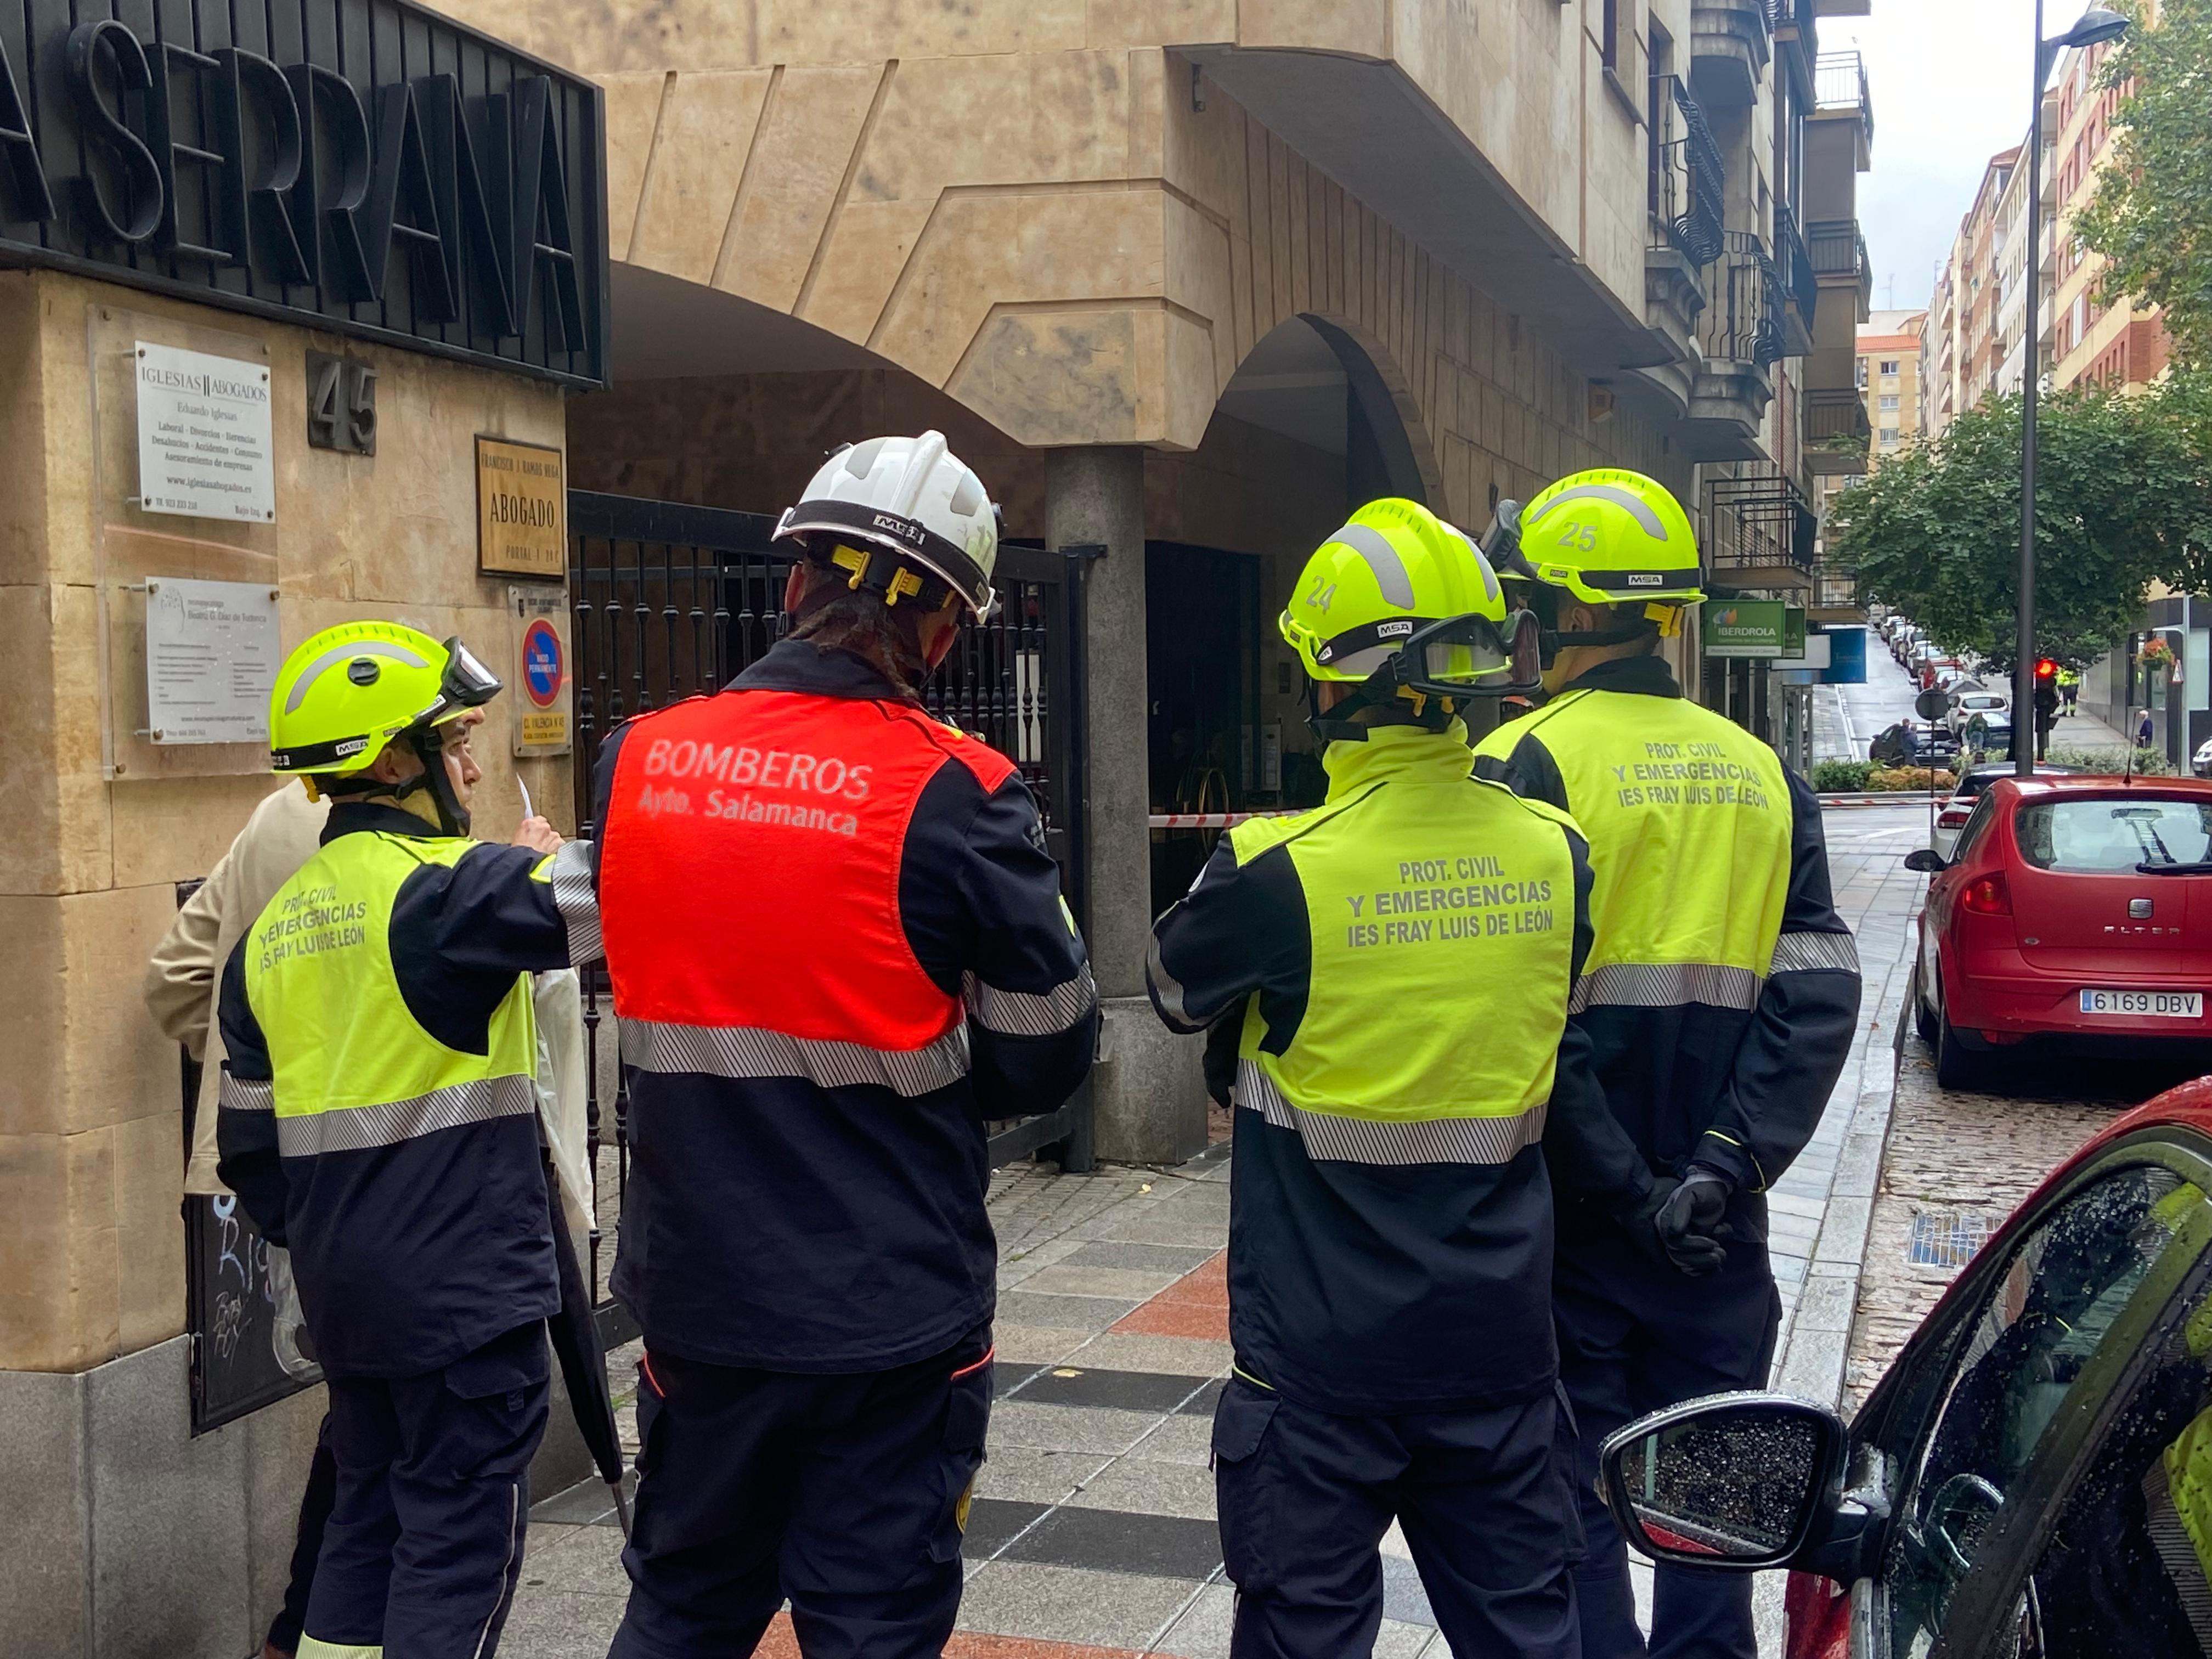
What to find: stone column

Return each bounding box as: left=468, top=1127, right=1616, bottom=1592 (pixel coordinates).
left=1046, top=447, right=1204, bottom=1166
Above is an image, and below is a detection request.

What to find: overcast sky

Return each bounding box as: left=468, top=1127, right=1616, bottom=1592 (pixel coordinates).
left=1822, top=0, right=2064, bottom=313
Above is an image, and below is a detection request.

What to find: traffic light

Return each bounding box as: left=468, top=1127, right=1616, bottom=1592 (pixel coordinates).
left=2035, top=658, right=2058, bottom=681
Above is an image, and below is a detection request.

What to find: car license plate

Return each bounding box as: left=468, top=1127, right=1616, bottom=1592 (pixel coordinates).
left=2079, top=989, right=2204, bottom=1018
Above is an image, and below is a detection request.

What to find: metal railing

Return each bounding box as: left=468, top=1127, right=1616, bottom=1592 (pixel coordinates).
left=1814, top=50, right=1874, bottom=142
left=1774, top=206, right=1819, bottom=325
left=1698, top=232, right=1786, bottom=367
left=1708, top=462, right=1815, bottom=573
left=1807, top=387, right=1873, bottom=447
left=1814, top=560, right=1860, bottom=610
left=1650, top=76, right=1727, bottom=268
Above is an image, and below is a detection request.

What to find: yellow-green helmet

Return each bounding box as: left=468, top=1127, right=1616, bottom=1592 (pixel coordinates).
left=268, top=622, right=503, bottom=774
left=1511, top=468, right=1702, bottom=605
left=1281, top=499, right=1508, bottom=682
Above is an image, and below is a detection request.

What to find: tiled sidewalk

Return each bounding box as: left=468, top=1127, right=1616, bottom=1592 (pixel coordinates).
left=507, top=1148, right=1464, bottom=1657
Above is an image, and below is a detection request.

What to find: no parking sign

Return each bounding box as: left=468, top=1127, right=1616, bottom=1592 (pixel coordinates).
left=509, top=586, right=572, bottom=757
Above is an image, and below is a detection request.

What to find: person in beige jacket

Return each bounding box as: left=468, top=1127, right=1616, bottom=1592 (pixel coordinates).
left=144, top=769, right=592, bottom=1659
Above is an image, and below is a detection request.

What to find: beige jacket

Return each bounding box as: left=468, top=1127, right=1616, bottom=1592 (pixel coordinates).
left=143, top=786, right=595, bottom=1262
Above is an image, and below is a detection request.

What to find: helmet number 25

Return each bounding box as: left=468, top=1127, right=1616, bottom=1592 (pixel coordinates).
left=1556, top=521, right=1597, bottom=551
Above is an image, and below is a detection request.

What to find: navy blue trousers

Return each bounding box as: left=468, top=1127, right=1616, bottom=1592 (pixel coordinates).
left=1554, top=1231, right=1780, bottom=1659
left=267, top=1419, right=338, bottom=1655
left=1211, top=1376, right=1581, bottom=1659
left=304, top=1321, right=549, bottom=1658
left=607, top=1325, right=993, bottom=1659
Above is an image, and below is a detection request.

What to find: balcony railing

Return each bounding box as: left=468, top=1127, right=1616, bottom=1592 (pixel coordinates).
left=1814, top=50, right=1874, bottom=142
left=1707, top=462, right=1815, bottom=574
left=1699, top=233, right=1787, bottom=367
left=1807, top=387, right=1872, bottom=448
left=1814, top=560, right=1860, bottom=611
left=1774, top=206, right=1819, bottom=325
left=1650, top=76, right=1727, bottom=268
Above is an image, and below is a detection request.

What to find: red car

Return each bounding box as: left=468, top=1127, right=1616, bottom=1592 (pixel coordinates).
left=1905, top=774, right=2212, bottom=1088
left=1596, top=1077, right=2212, bottom=1657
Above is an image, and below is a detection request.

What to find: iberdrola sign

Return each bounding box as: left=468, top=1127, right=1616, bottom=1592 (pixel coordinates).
left=1705, top=601, right=1786, bottom=658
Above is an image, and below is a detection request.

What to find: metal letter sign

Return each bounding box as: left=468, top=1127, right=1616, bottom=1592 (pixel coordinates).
left=0, top=0, right=608, bottom=386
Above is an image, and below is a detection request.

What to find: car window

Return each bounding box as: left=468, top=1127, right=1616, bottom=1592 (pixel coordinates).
left=2023, top=1266, right=2212, bottom=1657
left=1885, top=1165, right=2199, bottom=1658
left=2017, top=799, right=2212, bottom=872
left=1953, top=795, right=1999, bottom=859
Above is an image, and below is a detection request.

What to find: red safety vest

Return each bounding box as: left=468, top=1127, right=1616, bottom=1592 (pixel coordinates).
left=597, top=689, right=1018, bottom=1049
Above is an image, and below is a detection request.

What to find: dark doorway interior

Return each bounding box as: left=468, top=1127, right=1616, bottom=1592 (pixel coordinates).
left=1147, top=543, right=1269, bottom=913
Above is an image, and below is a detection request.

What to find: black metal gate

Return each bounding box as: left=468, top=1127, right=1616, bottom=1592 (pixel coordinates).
left=566, top=493, right=1094, bottom=1311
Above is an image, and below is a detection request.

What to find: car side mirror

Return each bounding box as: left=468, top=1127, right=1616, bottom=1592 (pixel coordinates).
left=1903, top=849, right=1946, bottom=873
left=1599, top=1392, right=1847, bottom=1571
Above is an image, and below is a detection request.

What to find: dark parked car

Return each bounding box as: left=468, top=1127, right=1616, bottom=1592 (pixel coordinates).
left=1599, top=1078, right=2212, bottom=1658
left=1869, top=720, right=1959, bottom=767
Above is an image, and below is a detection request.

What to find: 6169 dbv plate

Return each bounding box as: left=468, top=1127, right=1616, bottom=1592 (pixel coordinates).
left=2079, top=989, right=2203, bottom=1018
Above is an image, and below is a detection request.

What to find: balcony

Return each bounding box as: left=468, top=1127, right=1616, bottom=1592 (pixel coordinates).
left=1680, top=235, right=1785, bottom=461
left=1692, top=0, right=1772, bottom=108
left=1635, top=77, right=1726, bottom=414
left=1804, top=387, right=1872, bottom=475
left=1805, top=217, right=1872, bottom=324
left=1774, top=207, right=1820, bottom=354
left=1706, top=464, right=1816, bottom=592
left=1812, top=51, right=1874, bottom=165
left=1810, top=558, right=1864, bottom=622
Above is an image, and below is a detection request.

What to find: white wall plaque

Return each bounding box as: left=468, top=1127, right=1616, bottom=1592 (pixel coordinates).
left=135, top=341, right=276, bottom=523
left=145, top=578, right=282, bottom=744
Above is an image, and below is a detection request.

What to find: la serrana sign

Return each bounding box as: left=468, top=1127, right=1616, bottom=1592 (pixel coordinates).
left=0, top=0, right=607, bottom=385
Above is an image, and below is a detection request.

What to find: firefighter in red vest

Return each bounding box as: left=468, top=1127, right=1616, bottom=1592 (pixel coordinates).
left=569, top=432, right=1100, bottom=1659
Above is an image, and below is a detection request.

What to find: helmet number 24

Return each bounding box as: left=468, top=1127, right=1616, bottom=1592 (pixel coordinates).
left=1556, top=522, right=1597, bottom=551
left=1305, top=577, right=1337, bottom=613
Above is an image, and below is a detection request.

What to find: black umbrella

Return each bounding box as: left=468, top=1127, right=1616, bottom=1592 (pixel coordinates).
left=545, top=1163, right=631, bottom=1536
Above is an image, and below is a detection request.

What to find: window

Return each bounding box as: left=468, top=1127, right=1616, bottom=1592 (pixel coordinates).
left=2016, top=798, right=2212, bottom=873
left=1884, top=1165, right=2205, bottom=1656
left=1953, top=793, right=2001, bottom=860
left=1880, top=359, right=1900, bottom=376
left=1881, top=395, right=1900, bottom=411
left=2023, top=1241, right=2212, bottom=1653
left=1881, top=429, right=1902, bottom=449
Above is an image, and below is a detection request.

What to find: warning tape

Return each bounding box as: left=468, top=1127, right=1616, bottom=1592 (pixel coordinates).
left=1148, top=811, right=1296, bottom=829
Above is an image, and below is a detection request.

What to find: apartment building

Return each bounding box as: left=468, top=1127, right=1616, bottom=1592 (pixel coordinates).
left=1859, top=311, right=1927, bottom=459
left=2050, top=21, right=2171, bottom=391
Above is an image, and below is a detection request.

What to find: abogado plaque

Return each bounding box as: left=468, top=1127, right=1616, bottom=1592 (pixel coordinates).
left=477, top=437, right=566, bottom=577
left=144, top=578, right=282, bottom=744
left=135, top=343, right=276, bottom=523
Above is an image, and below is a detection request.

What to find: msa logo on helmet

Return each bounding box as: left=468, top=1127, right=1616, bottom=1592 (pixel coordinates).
left=1376, top=620, right=1415, bottom=639
left=871, top=513, right=926, bottom=548
left=1627, top=574, right=1663, bottom=588
left=332, top=737, right=369, bottom=757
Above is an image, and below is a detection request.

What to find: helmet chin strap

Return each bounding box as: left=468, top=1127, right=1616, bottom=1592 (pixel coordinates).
left=1306, top=678, right=1458, bottom=747
left=396, top=725, right=471, bottom=836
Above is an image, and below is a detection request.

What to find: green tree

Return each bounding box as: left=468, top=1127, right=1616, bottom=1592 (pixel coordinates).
left=1830, top=381, right=2212, bottom=673
left=2073, top=0, right=2212, bottom=369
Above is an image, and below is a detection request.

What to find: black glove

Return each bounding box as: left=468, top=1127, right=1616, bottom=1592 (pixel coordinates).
left=1627, top=1175, right=1729, bottom=1277
left=1202, top=1006, right=1244, bottom=1111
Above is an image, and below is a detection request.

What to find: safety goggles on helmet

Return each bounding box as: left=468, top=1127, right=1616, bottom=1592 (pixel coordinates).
left=1483, top=496, right=1695, bottom=656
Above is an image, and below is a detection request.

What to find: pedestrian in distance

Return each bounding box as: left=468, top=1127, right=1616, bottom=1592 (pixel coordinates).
left=581, top=432, right=1099, bottom=1659
left=2142, top=707, right=2158, bottom=749
left=1472, top=469, right=1861, bottom=1659
left=1148, top=499, right=1662, bottom=1659
left=216, top=623, right=585, bottom=1659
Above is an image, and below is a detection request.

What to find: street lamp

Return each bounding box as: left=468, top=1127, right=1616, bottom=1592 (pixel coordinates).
left=2016, top=3, right=2130, bottom=776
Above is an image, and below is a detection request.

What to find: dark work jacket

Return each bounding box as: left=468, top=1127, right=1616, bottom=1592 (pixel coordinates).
left=1476, top=657, right=1862, bottom=1244
left=578, top=641, right=1098, bottom=1373
left=216, top=802, right=571, bottom=1378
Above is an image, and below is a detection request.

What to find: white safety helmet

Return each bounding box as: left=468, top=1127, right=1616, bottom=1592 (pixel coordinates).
left=774, top=431, right=1001, bottom=620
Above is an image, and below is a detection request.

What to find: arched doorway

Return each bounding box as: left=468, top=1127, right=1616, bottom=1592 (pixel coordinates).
left=1144, top=315, right=1445, bottom=907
